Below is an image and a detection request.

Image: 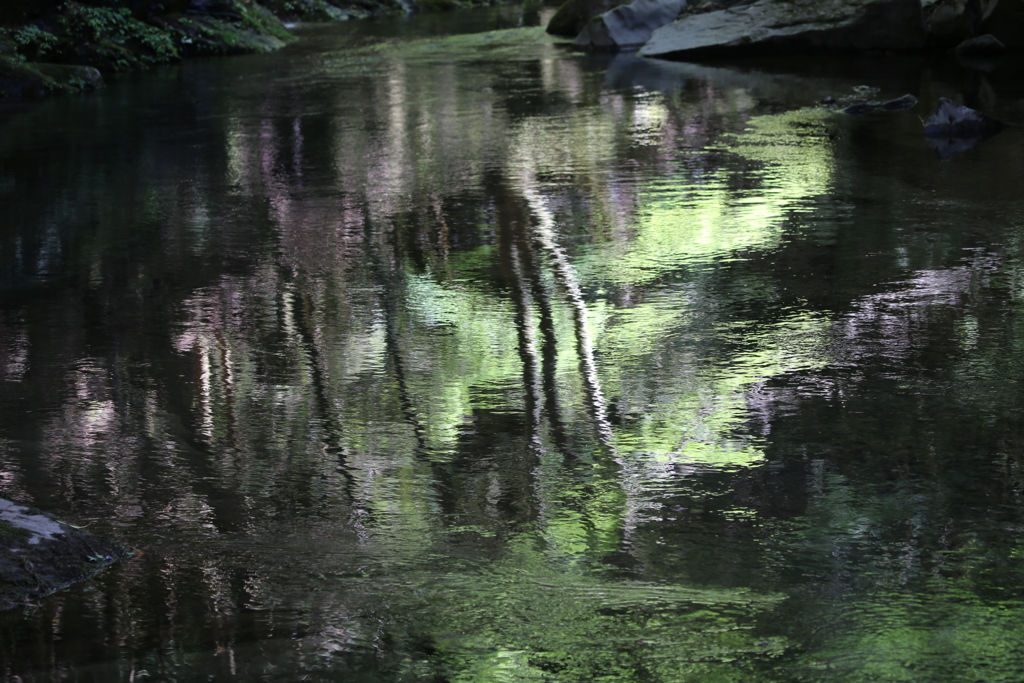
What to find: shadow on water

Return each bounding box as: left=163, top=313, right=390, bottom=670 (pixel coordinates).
left=4, top=3, right=1024, bottom=680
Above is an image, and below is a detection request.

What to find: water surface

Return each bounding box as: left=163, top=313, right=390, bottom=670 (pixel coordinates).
left=3, top=6, right=1024, bottom=681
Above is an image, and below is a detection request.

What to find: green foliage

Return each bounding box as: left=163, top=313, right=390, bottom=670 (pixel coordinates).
left=57, top=2, right=180, bottom=69
left=1, top=25, right=60, bottom=61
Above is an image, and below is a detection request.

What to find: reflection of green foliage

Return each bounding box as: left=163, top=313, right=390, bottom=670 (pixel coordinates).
left=388, top=539, right=788, bottom=682
left=600, top=309, right=831, bottom=469
left=801, top=586, right=1024, bottom=682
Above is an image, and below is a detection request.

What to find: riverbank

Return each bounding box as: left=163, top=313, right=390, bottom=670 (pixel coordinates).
left=0, top=0, right=502, bottom=99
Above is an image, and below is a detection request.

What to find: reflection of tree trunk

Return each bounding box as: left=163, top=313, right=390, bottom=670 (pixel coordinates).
left=518, top=224, right=568, bottom=453
left=286, top=280, right=357, bottom=504
left=500, top=219, right=544, bottom=452
left=492, top=170, right=615, bottom=453
left=382, top=283, right=428, bottom=453
left=366, top=213, right=428, bottom=453
left=521, top=187, right=616, bottom=453
left=490, top=172, right=570, bottom=454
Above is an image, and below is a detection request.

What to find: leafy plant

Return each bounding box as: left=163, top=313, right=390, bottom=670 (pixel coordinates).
left=1, top=25, right=60, bottom=61
left=56, top=2, right=180, bottom=69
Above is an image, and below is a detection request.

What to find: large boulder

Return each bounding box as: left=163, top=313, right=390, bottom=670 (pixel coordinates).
left=639, top=0, right=927, bottom=59
left=923, top=0, right=973, bottom=47
left=573, top=0, right=688, bottom=50
left=980, top=0, right=1024, bottom=47
left=547, top=0, right=631, bottom=37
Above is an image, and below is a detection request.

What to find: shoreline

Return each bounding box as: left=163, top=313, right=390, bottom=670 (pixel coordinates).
left=0, top=0, right=511, bottom=100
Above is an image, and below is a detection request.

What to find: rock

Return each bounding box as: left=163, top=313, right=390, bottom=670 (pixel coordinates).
left=639, top=0, right=927, bottom=59
left=980, top=0, right=1024, bottom=48
left=547, top=0, right=631, bottom=37
left=188, top=0, right=243, bottom=19
left=33, top=63, right=104, bottom=90
left=0, top=56, right=102, bottom=99
left=0, top=498, right=131, bottom=609
left=257, top=0, right=354, bottom=22
left=839, top=93, right=918, bottom=114
left=923, top=97, right=1004, bottom=137
left=922, top=97, right=1004, bottom=157
left=922, top=0, right=979, bottom=48
left=573, top=0, right=688, bottom=50
left=153, top=4, right=295, bottom=57
left=954, top=32, right=1006, bottom=55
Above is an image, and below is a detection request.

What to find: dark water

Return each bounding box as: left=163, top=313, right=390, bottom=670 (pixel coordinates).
left=4, top=5, right=1024, bottom=680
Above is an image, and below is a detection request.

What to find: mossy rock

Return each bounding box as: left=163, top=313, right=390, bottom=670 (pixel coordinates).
left=161, top=1, right=296, bottom=55
left=155, top=10, right=293, bottom=56
left=0, top=56, right=102, bottom=98
left=546, top=0, right=629, bottom=37
left=0, top=499, right=132, bottom=610
left=257, top=0, right=355, bottom=21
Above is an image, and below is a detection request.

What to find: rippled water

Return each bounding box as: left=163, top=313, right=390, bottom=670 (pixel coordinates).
left=4, top=5, right=1024, bottom=680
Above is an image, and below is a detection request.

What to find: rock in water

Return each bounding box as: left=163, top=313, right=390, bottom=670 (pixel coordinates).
left=639, top=0, right=927, bottom=59
left=574, top=0, right=689, bottom=51
left=923, top=97, right=1005, bottom=139
left=923, top=97, right=1005, bottom=158
left=0, top=498, right=132, bottom=610
left=840, top=93, right=918, bottom=115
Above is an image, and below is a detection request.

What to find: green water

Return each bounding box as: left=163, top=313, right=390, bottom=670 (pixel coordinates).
left=3, top=5, right=1024, bottom=680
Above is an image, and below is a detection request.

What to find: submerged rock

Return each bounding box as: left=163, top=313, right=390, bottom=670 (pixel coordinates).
left=0, top=498, right=132, bottom=610
left=820, top=87, right=918, bottom=115
left=573, top=0, right=687, bottom=51
left=639, top=0, right=927, bottom=59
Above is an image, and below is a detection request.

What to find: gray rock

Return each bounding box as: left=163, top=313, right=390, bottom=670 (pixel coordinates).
left=954, top=32, right=1006, bottom=55
left=922, top=97, right=1005, bottom=140
left=922, top=0, right=977, bottom=48
left=639, top=0, right=927, bottom=59
left=980, top=0, right=1024, bottom=48
left=188, top=0, right=243, bottom=20
left=0, top=498, right=131, bottom=609
left=574, top=0, right=688, bottom=50
left=840, top=93, right=918, bottom=114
